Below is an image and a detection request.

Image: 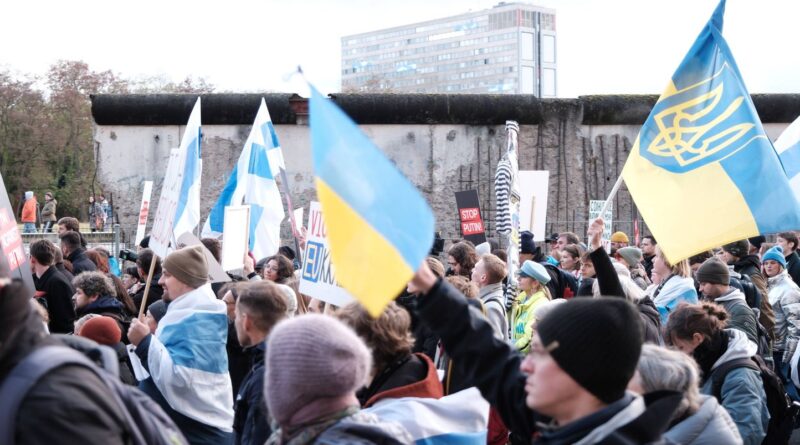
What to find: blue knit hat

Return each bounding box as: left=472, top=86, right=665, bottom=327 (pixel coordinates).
left=518, top=260, right=551, bottom=284
left=763, top=245, right=787, bottom=268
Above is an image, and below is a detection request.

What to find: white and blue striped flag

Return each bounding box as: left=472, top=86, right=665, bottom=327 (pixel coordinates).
left=172, top=98, right=203, bottom=240
left=202, top=98, right=285, bottom=260
left=775, top=116, right=800, bottom=199
left=365, top=388, right=489, bottom=444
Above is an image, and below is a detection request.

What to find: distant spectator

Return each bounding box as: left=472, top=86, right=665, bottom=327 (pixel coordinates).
left=88, top=195, right=104, bottom=232
left=21, top=191, right=37, bottom=233
left=40, top=192, right=57, bottom=233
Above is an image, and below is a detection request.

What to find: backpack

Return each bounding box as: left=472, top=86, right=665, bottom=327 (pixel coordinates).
left=735, top=274, right=763, bottom=313
left=710, top=355, right=800, bottom=445
left=0, top=345, right=188, bottom=445
left=543, top=263, right=578, bottom=299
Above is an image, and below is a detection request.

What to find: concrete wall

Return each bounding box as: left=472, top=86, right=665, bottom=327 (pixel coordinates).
left=91, top=93, right=799, bottom=248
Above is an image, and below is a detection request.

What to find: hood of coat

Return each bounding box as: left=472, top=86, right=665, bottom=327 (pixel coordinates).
left=665, top=395, right=741, bottom=444
left=713, top=286, right=746, bottom=304
left=711, top=329, right=757, bottom=371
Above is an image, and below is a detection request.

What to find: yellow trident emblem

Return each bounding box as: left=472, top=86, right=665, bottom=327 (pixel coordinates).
left=647, top=82, right=755, bottom=168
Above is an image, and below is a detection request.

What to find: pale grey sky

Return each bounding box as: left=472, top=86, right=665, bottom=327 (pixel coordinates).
left=1, top=0, right=797, bottom=97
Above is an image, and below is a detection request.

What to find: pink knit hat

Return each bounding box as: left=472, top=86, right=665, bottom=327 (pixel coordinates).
left=264, top=314, right=371, bottom=425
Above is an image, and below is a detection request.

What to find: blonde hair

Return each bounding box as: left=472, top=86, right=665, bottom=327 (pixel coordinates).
left=655, top=246, right=691, bottom=278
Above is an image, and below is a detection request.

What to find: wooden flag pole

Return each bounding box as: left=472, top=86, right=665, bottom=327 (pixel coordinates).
left=597, top=175, right=624, bottom=221
left=138, top=255, right=159, bottom=319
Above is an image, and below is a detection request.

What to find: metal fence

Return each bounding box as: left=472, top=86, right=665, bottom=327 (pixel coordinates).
left=20, top=224, right=128, bottom=257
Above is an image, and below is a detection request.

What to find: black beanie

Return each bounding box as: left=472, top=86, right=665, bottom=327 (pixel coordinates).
left=696, top=258, right=730, bottom=285
left=536, top=298, right=643, bottom=404
left=520, top=231, right=535, bottom=254
left=722, top=240, right=749, bottom=258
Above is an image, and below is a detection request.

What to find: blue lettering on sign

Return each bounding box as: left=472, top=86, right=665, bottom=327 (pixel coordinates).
left=302, top=240, right=324, bottom=283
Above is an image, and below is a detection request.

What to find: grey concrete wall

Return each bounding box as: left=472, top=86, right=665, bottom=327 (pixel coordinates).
left=92, top=93, right=798, bottom=249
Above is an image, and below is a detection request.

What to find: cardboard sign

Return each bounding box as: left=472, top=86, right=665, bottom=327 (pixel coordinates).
left=298, top=201, right=354, bottom=307
left=455, top=190, right=486, bottom=245
left=176, top=232, right=231, bottom=283
left=589, top=200, right=613, bottom=248
left=518, top=171, right=550, bottom=241
left=0, top=172, right=34, bottom=296
left=149, top=149, right=181, bottom=258
left=221, top=205, right=250, bottom=272
left=134, top=181, right=153, bottom=247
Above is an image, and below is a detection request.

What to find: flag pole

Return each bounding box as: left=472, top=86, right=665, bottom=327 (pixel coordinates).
left=598, top=175, right=624, bottom=221
left=138, top=256, right=158, bottom=319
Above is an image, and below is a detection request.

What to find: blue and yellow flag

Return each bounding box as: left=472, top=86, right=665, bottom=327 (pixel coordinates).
left=309, top=86, right=435, bottom=316
left=622, top=0, right=800, bottom=263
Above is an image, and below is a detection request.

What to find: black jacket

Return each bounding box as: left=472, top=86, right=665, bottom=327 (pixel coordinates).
left=131, top=273, right=163, bottom=311
left=233, top=343, right=270, bottom=445
left=733, top=254, right=775, bottom=340
left=227, top=322, right=250, bottom=398
left=786, top=251, right=800, bottom=287
left=417, top=279, right=681, bottom=443
left=589, top=248, right=662, bottom=344
left=642, top=255, right=654, bottom=280
left=34, top=266, right=76, bottom=334
left=68, top=248, right=97, bottom=276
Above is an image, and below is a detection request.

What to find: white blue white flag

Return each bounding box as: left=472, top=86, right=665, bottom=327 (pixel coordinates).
left=172, top=98, right=202, bottom=239
left=775, top=115, right=800, bottom=200
left=365, top=388, right=489, bottom=444
left=202, top=98, right=285, bottom=260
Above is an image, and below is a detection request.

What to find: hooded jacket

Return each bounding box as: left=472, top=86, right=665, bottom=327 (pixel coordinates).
left=478, top=282, right=508, bottom=341
left=21, top=195, right=37, bottom=223
left=700, top=330, right=769, bottom=445
left=650, top=275, right=698, bottom=324
left=67, top=248, right=97, bottom=276
left=767, top=270, right=800, bottom=361
left=663, top=395, right=742, bottom=445
left=712, top=288, right=758, bottom=346
left=359, top=353, right=442, bottom=408
left=417, top=278, right=681, bottom=444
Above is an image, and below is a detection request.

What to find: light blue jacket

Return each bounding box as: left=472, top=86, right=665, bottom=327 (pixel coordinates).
left=664, top=395, right=742, bottom=445
left=700, top=330, right=769, bottom=445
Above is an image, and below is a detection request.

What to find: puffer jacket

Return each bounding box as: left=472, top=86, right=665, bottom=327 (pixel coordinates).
left=700, top=329, right=769, bottom=445
left=266, top=408, right=412, bottom=445
left=510, top=289, right=549, bottom=353
left=663, top=395, right=742, bottom=445
left=767, top=270, right=800, bottom=362
left=21, top=197, right=37, bottom=223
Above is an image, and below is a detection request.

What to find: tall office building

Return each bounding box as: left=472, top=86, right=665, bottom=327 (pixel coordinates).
left=341, top=2, right=556, bottom=96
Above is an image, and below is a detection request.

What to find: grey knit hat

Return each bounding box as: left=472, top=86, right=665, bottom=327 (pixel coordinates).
left=265, top=314, right=371, bottom=425
left=617, top=247, right=643, bottom=268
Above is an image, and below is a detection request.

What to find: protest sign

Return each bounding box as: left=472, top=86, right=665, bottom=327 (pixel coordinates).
left=0, top=172, right=34, bottom=296
left=149, top=149, right=181, bottom=258
left=134, top=181, right=153, bottom=247
left=518, top=171, right=550, bottom=241
left=589, top=199, right=613, bottom=245
left=454, top=190, right=486, bottom=245
left=221, top=205, right=250, bottom=272
left=299, top=201, right=354, bottom=307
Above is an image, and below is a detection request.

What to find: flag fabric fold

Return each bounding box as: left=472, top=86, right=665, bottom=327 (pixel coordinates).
left=309, top=85, right=435, bottom=316
left=202, top=98, right=285, bottom=260
left=621, top=0, right=800, bottom=263
left=172, top=98, right=203, bottom=239
left=775, top=115, right=800, bottom=200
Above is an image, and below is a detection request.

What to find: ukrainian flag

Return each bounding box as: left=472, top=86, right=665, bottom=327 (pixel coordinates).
left=622, top=0, right=800, bottom=264
left=309, top=86, right=435, bottom=316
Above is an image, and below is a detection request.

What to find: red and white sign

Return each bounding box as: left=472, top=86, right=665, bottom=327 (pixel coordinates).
left=134, top=181, right=153, bottom=247
left=459, top=207, right=484, bottom=236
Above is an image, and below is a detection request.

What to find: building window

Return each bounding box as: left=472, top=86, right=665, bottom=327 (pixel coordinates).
left=542, top=68, right=556, bottom=96
left=542, top=35, right=556, bottom=63
left=521, top=66, right=535, bottom=94
left=521, top=32, right=535, bottom=61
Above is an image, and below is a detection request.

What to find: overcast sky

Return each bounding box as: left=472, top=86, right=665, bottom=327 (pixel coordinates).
left=1, top=0, right=797, bottom=97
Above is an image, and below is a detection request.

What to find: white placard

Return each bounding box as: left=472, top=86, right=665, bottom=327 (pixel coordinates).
left=293, top=207, right=304, bottom=232
left=518, top=171, right=550, bottom=241
left=176, top=232, right=231, bottom=283
left=149, top=149, right=181, bottom=258
left=589, top=200, right=613, bottom=242
left=298, top=201, right=354, bottom=307
left=134, top=181, right=153, bottom=247
left=221, top=205, right=250, bottom=272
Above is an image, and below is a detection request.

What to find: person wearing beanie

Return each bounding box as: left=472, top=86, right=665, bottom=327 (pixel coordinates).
left=77, top=315, right=137, bottom=386
left=777, top=232, right=800, bottom=286
left=127, top=244, right=234, bottom=444
left=510, top=261, right=551, bottom=354
left=762, top=245, right=800, bottom=401
left=408, top=258, right=682, bottom=444
left=697, top=258, right=758, bottom=346
left=519, top=231, right=536, bottom=263
left=232, top=282, right=287, bottom=445
left=721, top=238, right=776, bottom=344
left=609, top=231, right=629, bottom=254
left=616, top=246, right=651, bottom=290
left=264, top=314, right=412, bottom=444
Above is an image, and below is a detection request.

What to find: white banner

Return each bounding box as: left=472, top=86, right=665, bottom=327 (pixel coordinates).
left=149, top=149, right=181, bottom=258
left=221, top=205, right=250, bottom=272
left=298, top=201, right=354, bottom=307
left=134, top=181, right=153, bottom=247
left=518, top=171, right=550, bottom=241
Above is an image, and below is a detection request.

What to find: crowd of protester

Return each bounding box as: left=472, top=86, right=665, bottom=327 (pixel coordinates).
left=4, top=216, right=800, bottom=445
